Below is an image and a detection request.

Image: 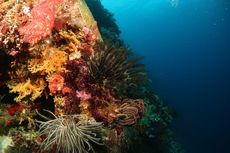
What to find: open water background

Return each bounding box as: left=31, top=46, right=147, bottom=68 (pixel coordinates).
left=102, top=0, right=230, bottom=153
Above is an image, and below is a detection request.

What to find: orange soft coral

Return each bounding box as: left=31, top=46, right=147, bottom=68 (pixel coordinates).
left=58, top=27, right=96, bottom=56
left=7, top=78, right=46, bottom=102
left=28, top=46, right=68, bottom=77
left=48, top=73, right=65, bottom=94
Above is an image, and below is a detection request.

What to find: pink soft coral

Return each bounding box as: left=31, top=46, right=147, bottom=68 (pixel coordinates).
left=79, top=27, right=97, bottom=54
left=76, top=90, right=92, bottom=101
left=82, top=27, right=97, bottom=43
left=19, top=0, right=58, bottom=44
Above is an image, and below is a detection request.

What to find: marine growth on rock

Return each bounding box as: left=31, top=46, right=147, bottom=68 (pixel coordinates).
left=0, top=0, right=183, bottom=153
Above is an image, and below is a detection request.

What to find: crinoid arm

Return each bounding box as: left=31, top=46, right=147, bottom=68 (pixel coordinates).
left=36, top=110, right=103, bottom=153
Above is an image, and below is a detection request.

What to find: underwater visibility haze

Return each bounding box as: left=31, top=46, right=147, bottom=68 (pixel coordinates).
left=101, top=0, right=230, bottom=153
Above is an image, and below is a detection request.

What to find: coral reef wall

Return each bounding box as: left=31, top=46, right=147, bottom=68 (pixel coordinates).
left=0, top=0, right=183, bottom=153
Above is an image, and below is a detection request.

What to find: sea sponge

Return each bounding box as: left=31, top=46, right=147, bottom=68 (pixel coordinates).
left=18, top=0, right=63, bottom=44
left=7, top=78, right=46, bottom=102
left=28, top=46, right=68, bottom=77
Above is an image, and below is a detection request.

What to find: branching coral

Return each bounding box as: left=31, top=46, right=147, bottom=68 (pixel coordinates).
left=0, top=1, right=30, bottom=56
left=28, top=46, right=68, bottom=77
left=58, top=29, right=82, bottom=53
left=58, top=26, right=97, bottom=56
left=8, top=60, right=30, bottom=81
left=7, top=78, right=46, bottom=102
left=48, top=73, right=65, bottom=94
left=0, top=0, right=15, bottom=13
left=53, top=96, right=65, bottom=116
left=36, top=110, right=103, bottom=153
left=88, top=42, right=149, bottom=96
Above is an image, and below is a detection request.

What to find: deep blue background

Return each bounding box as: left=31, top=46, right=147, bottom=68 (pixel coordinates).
left=101, top=0, right=230, bottom=153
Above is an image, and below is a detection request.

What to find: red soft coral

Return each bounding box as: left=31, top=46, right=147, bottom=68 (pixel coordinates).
left=7, top=104, right=27, bottom=116
left=19, top=0, right=57, bottom=44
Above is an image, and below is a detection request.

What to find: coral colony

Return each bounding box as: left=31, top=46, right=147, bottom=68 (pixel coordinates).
left=0, top=0, right=183, bottom=153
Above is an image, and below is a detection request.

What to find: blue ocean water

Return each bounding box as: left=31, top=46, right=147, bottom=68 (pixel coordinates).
left=102, top=0, right=230, bottom=153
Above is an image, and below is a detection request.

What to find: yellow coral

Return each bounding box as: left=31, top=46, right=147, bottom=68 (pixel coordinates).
left=79, top=100, right=92, bottom=118
left=53, top=96, right=65, bottom=116
left=7, top=78, right=46, bottom=102
left=28, top=46, right=68, bottom=77
left=18, top=108, right=36, bottom=128
left=59, top=30, right=82, bottom=53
